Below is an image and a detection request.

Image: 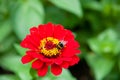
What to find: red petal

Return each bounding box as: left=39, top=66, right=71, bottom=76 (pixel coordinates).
left=20, top=35, right=38, bottom=50
left=63, top=40, right=80, bottom=57
left=37, top=64, right=48, bottom=76
left=45, top=22, right=54, bottom=37
left=51, top=64, right=62, bottom=76
left=62, top=57, right=72, bottom=61
left=45, top=57, right=63, bottom=65
left=54, top=58, right=63, bottom=65
left=41, top=57, right=54, bottom=65
left=26, top=35, right=39, bottom=48
left=64, top=30, right=74, bottom=41
left=66, top=39, right=80, bottom=49
left=38, top=24, right=47, bottom=39
left=62, top=47, right=80, bottom=57
left=53, top=24, right=67, bottom=40
left=70, top=56, right=80, bottom=66
left=21, top=55, right=34, bottom=64
left=61, top=61, right=69, bottom=68
left=30, top=27, right=41, bottom=45
left=26, top=51, right=44, bottom=59
left=32, top=59, right=43, bottom=69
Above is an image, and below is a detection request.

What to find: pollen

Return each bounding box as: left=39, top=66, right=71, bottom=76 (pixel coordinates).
left=39, top=37, right=60, bottom=57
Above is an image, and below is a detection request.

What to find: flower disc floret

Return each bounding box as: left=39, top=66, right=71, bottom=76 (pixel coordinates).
left=39, top=37, right=61, bottom=57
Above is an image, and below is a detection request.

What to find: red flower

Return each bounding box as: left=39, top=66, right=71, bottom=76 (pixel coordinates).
left=21, top=22, right=80, bottom=76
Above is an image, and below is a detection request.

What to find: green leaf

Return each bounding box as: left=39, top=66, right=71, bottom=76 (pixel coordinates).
left=81, top=0, right=102, bottom=11
left=86, top=54, right=115, bottom=80
left=45, top=6, right=68, bottom=26
left=86, top=12, right=104, bottom=32
left=45, top=6, right=79, bottom=29
left=118, top=55, right=120, bottom=72
left=114, top=43, right=120, bottom=55
left=104, top=72, right=120, bottom=80
left=88, top=29, right=119, bottom=57
left=0, top=74, right=20, bottom=80
left=0, top=20, right=12, bottom=42
left=49, top=0, right=83, bottom=18
left=12, top=0, right=44, bottom=40
left=0, top=36, right=15, bottom=53
left=98, top=29, right=117, bottom=41
left=0, top=54, right=32, bottom=80
left=30, top=68, right=38, bottom=79
left=39, top=69, right=76, bottom=80
left=88, top=38, right=101, bottom=54
left=14, top=43, right=26, bottom=56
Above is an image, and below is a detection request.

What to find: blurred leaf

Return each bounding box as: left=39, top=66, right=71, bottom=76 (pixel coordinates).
left=114, top=40, right=120, bottom=54
left=0, top=0, right=8, bottom=17
left=45, top=6, right=79, bottom=29
left=104, top=72, right=120, bottom=80
left=0, top=20, right=12, bottom=42
left=12, top=0, right=44, bottom=40
left=0, top=74, right=20, bottom=80
left=81, top=0, right=102, bottom=11
left=98, top=29, right=117, bottom=41
left=14, top=43, right=26, bottom=56
left=88, top=38, right=101, bottom=54
left=86, top=13, right=104, bottom=32
left=45, top=6, right=67, bottom=26
left=88, top=29, right=119, bottom=57
left=119, top=55, right=120, bottom=72
left=101, top=0, right=113, bottom=16
left=86, top=53, right=115, bottom=80
left=0, top=36, right=15, bottom=53
left=0, top=54, right=32, bottom=80
left=49, top=0, right=83, bottom=18
left=39, top=69, right=76, bottom=80
left=30, top=68, right=38, bottom=79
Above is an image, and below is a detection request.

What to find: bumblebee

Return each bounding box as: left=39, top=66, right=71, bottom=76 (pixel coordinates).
left=56, top=42, right=64, bottom=50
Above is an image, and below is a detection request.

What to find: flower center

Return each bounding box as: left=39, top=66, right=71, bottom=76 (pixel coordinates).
left=39, top=37, right=62, bottom=57
left=45, top=41, right=56, bottom=50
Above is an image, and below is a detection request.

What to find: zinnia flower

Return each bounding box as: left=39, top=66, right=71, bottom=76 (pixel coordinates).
left=21, top=22, right=80, bottom=76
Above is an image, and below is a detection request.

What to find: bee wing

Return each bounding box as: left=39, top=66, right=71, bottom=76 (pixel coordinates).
left=60, top=40, right=67, bottom=46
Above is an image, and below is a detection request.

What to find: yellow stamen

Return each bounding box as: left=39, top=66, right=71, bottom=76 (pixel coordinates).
left=39, top=37, right=60, bottom=57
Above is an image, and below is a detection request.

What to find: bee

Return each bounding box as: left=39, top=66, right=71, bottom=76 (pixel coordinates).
left=56, top=41, right=67, bottom=50
left=56, top=42, right=64, bottom=50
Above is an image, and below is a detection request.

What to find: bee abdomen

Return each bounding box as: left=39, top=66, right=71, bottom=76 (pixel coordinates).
left=56, top=42, right=64, bottom=50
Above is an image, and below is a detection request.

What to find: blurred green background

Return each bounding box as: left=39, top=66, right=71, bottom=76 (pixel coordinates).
left=0, top=0, right=120, bottom=80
